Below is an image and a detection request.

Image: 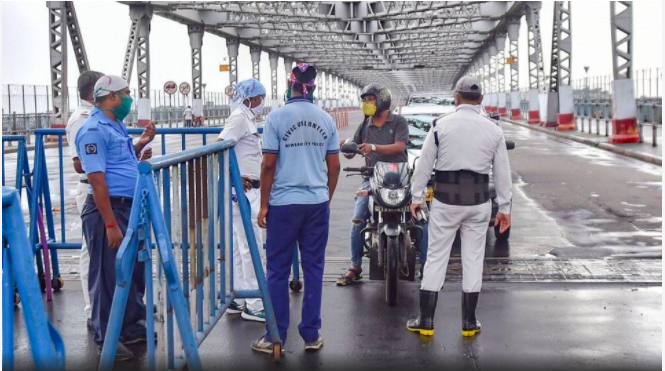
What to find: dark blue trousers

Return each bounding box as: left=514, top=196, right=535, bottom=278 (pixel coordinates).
left=81, top=196, right=146, bottom=346
left=264, top=202, right=329, bottom=345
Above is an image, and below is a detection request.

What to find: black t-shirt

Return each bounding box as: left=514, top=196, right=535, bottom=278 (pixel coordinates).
left=352, top=113, right=410, bottom=167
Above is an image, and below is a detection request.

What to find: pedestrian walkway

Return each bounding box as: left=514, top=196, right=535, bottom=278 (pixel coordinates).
left=504, top=118, right=662, bottom=165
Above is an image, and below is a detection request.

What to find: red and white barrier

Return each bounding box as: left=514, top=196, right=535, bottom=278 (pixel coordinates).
left=510, top=91, right=522, bottom=119
left=527, top=89, right=540, bottom=124
left=498, top=93, right=508, bottom=117
left=556, top=85, right=575, bottom=131
left=543, top=92, right=559, bottom=128
left=609, top=78, right=639, bottom=144
left=136, top=98, right=152, bottom=127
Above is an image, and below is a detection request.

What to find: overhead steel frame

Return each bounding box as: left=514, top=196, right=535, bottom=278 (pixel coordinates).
left=610, top=1, right=632, bottom=79
left=250, top=46, right=262, bottom=80
left=549, top=2, right=572, bottom=92
left=146, top=1, right=520, bottom=98
left=47, top=2, right=69, bottom=125
left=226, top=37, right=240, bottom=86
left=525, top=2, right=546, bottom=91
left=188, top=24, right=204, bottom=100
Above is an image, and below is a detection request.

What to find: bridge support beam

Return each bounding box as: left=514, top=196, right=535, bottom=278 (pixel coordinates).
left=226, top=37, right=239, bottom=87
left=269, top=53, right=279, bottom=109
left=47, top=2, right=69, bottom=126
left=609, top=1, right=638, bottom=143
left=551, top=1, right=575, bottom=131
left=250, top=46, right=261, bottom=80
left=188, top=24, right=204, bottom=120
left=496, top=33, right=508, bottom=117
left=507, top=16, right=522, bottom=119
left=131, top=4, right=152, bottom=127
left=526, top=2, right=546, bottom=124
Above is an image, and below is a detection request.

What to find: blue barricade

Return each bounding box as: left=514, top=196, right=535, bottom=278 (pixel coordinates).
left=99, top=140, right=282, bottom=370
left=2, top=187, right=66, bottom=371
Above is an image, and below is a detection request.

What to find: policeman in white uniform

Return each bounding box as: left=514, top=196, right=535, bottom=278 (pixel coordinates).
left=65, top=70, right=105, bottom=330
left=217, top=78, right=267, bottom=322
left=406, top=76, right=513, bottom=337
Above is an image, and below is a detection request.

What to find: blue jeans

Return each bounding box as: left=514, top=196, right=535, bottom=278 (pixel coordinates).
left=350, top=180, right=429, bottom=268
left=264, top=202, right=329, bottom=345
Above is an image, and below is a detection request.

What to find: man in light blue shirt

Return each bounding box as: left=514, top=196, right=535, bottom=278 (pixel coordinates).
left=251, top=63, right=340, bottom=355
left=76, top=75, right=155, bottom=361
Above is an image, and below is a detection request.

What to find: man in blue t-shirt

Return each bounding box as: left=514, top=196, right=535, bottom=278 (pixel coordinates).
left=251, top=63, right=340, bottom=355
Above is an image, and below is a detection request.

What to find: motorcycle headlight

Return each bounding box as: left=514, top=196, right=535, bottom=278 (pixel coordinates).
left=379, top=188, right=408, bottom=206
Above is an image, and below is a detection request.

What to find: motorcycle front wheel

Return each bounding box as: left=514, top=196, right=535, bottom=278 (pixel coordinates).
left=385, top=236, right=399, bottom=306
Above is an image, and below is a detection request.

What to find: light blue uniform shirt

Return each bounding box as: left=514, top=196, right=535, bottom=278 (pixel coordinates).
left=262, top=98, right=340, bottom=206
left=75, top=108, right=138, bottom=198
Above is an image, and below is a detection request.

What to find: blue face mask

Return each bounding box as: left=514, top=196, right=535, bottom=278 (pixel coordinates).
left=112, top=93, right=133, bottom=121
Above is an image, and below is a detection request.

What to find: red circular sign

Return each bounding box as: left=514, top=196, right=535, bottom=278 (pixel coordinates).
left=179, top=82, right=191, bottom=95
left=164, top=81, right=177, bottom=95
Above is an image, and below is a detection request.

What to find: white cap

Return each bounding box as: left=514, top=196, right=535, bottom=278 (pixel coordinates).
left=93, top=75, right=129, bottom=98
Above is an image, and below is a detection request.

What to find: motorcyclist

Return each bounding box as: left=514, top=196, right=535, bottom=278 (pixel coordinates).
left=336, top=84, right=428, bottom=286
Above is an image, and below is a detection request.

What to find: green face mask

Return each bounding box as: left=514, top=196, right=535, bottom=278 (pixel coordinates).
left=112, top=93, right=133, bottom=121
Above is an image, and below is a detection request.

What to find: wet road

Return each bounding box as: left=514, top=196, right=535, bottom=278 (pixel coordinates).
left=11, top=280, right=662, bottom=371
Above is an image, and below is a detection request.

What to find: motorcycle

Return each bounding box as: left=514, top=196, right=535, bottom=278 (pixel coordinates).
left=341, top=142, right=426, bottom=306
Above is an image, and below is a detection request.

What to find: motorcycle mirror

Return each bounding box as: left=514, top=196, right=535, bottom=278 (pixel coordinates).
left=341, top=141, right=362, bottom=155
left=506, top=140, right=516, bottom=150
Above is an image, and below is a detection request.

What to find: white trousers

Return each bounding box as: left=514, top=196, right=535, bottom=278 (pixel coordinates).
left=232, top=188, right=264, bottom=312
left=75, top=182, right=91, bottom=318
left=420, top=199, right=491, bottom=293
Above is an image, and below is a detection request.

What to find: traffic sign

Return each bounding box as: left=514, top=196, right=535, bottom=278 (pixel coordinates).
left=224, top=85, right=235, bottom=97
left=219, top=64, right=230, bottom=72
left=164, top=81, right=177, bottom=95
left=179, top=82, right=191, bottom=95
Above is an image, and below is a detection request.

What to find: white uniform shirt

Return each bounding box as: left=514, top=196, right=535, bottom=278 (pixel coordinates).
left=218, top=104, right=262, bottom=180
left=65, top=100, right=95, bottom=180
left=411, top=104, right=513, bottom=213
left=183, top=108, right=193, bottom=120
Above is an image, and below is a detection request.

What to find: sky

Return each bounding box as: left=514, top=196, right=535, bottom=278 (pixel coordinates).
left=1, top=0, right=663, bottom=96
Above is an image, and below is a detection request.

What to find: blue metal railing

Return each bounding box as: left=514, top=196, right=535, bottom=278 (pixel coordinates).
left=99, top=141, right=282, bottom=370
left=2, top=187, right=65, bottom=371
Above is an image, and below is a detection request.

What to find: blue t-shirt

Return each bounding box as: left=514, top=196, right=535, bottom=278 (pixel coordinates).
left=75, top=108, right=138, bottom=198
left=262, top=98, right=340, bottom=206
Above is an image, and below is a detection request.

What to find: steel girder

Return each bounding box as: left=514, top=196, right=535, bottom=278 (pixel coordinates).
left=141, top=1, right=521, bottom=94
left=64, top=2, right=89, bottom=73
left=549, top=2, right=571, bottom=92
left=526, top=2, right=546, bottom=91
left=250, top=45, right=261, bottom=79
left=610, top=2, right=632, bottom=79
left=507, top=17, right=520, bottom=91
left=47, top=2, right=69, bottom=125
left=189, top=24, right=204, bottom=99
left=132, top=5, right=153, bottom=99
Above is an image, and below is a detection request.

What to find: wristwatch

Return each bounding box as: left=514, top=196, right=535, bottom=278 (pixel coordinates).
left=370, top=144, right=377, bottom=152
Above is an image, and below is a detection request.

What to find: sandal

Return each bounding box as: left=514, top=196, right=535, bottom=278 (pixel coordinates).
left=336, top=267, right=363, bottom=286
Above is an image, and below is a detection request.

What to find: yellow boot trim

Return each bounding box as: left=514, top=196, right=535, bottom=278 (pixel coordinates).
left=406, top=326, right=435, bottom=336
left=461, top=329, right=478, bottom=337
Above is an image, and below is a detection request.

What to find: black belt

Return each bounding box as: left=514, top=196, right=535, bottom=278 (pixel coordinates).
left=80, top=179, right=89, bottom=184
left=433, top=170, right=490, bottom=206
left=250, top=179, right=260, bottom=189
left=86, top=194, right=133, bottom=205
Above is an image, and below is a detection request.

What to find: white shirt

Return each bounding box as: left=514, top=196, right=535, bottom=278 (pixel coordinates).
left=411, top=104, right=513, bottom=214
left=184, top=108, right=193, bottom=119
left=65, top=100, right=95, bottom=180
left=218, top=105, right=262, bottom=180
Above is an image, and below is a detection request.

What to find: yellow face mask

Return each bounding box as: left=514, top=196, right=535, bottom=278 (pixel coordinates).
left=362, top=102, right=377, bottom=116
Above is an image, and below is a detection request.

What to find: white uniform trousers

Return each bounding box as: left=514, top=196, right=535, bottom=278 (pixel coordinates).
left=420, top=199, right=491, bottom=293
left=232, top=188, right=264, bottom=312
left=75, top=181, right=91, bottom=318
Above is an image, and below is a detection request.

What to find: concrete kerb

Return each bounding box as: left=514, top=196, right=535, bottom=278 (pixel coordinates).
left=503, top=118, right=662, bottom=166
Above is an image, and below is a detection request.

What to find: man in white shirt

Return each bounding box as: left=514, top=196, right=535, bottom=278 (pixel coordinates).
left=217, top=78, right=267, bottom=322
left=406, top=76, right=513, bottom=338
left=65, top=70, right=104, bottom=331
left=183, top=106, right=193, bottom=127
